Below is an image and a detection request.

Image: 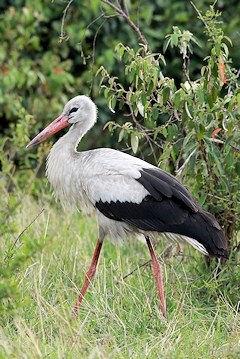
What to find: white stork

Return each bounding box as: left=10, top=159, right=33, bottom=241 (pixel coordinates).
left=26, top=95, right=228, bottom=318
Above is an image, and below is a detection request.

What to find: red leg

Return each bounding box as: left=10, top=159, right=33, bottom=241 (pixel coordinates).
left=72, top=239, right=103, bottom=316
left=146, top=236, right=166, bottom=318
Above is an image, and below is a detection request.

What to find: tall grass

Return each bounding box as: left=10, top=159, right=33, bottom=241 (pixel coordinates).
left=1, top=194, right=239, bottom=358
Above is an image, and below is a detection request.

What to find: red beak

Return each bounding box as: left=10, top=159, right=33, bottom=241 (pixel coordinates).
left=26, top=114, right=69, bottom=148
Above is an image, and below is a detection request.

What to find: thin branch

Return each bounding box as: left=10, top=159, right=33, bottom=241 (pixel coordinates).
left=229, top=144, right=240, bottom=153
left=210, top=138, right=240, bottom=153
left=182, top=51, right=193, bottom=88
left=122, top=244, right=183, bottom=280
left=79, top=12, right=109, bottom=64
left=175, top=148, right=197, bottom=176
left=59, top=0, right=73, bottom=42
left=207, top=193, right=240, bottom=206
left=4, top=207, right=45, bottom=262
left=122, top=0, right=130, bottom=18
left=190, top=1, right=217, bottom=42
left=190, top=2, right=208, bottom=28
left=135, top=0, right=141, bottom=30
left=89, top=17, right=108, bottom=92
left=122, top=259, right=151, bottom=280
left=101, top=0, right=151, bottom=52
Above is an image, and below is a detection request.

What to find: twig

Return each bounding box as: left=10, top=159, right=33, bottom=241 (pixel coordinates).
left=5, top=208, right=45, bottom=261
left=175, top=148, right=197, bottom=176
left=79, top=12, right=109, bottom=64
left=190, top=2, right=208, bottom=28
left=182, top=51, right=193, bottom=88
left=190, top=1, right=216, bottom=42
left=207, top=193, right=240, bottom=206
left=122, top=243, right=184, bottom=280
left=210, top=138, right=240, bottom=153
left=122, top=259, right=152, bottom=280
left=229, top=144, right=240, bottom=153
left=101, top=0, right=151, bottom=52
left=89, top=17, right=108, bottom=92
left=59, top=0, right=73, bottom=42
left=122, top=0, right=130, bottom=18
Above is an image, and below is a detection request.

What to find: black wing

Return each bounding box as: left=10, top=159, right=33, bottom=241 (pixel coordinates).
left=96, top=168, right=228, bottom=259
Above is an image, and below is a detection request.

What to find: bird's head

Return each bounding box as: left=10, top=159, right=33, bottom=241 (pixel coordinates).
left=26, top=95, right=97, bottom=148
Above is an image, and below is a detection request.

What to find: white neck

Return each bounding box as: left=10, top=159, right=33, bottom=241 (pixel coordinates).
left=46, top=123, right=92, bottom=210
left=53, top=119, right=94, bottom=153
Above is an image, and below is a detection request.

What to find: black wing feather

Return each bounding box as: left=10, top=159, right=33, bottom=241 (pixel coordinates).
left=137, top=168, right=198, bottom=212
left=96, top=168, right=228, bottom=259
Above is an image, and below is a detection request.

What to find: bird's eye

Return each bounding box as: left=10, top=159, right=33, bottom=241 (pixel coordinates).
left=69, top=107, right=79, bottom=114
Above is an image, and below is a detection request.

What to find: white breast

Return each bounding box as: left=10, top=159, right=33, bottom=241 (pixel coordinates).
left=46, top=137, right=92, bottom=213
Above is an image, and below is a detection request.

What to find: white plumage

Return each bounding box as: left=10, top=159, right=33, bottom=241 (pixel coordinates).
left=27, top=95, right=228, bottom=318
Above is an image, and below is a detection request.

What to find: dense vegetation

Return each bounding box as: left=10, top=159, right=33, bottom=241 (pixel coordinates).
left=0, top=1, right=239, bottom=357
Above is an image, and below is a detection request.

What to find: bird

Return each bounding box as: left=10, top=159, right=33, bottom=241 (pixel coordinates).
left=26, top=95, right=229, bottom=318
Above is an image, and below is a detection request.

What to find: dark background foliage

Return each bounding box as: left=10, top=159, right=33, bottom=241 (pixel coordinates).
left=1, top=0, right=240, bottom=133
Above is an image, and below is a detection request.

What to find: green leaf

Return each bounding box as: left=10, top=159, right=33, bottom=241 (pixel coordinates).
left=225, top=135, right=234, bottom=146
left=152, top=107, right=159, bottom=120
left=118, top=129, right=125, bottom=142
left=223, top=35, right=233, bottom=46
left=184, top=101, right=193, bottom=119
left=119, top=45, right=125, bottom=59
left=162, top=127, right=168, bottom=138
left=171, top=33, right=179, bottom=46
left=141, top=92, right=147, bottom=106
left=191, top=35, right=202, bottom=47
left=131, top=133, right=139, bottom=154
left=173, top=92, right=181, bottom=110
left=153, top=126, right=160, bottom=140
left=197, top=88, right=205, bottom=105
left=198, top=193, right=207, bottom=207
left=221, top=43, right=229, bottom=58
left=163, top=37, right=172, bottom=53
left=211, top=86, right=217, bottom=103
left=108, top=96, right=117, bottom=113
left=196, top=124, right=205, bottom=140
left=162, top=87, right=170, bottom=104
left=167, top=124, right=178, bottom=141
left=104, top=88, right=109, bottom=98
left=183, top=129, right=195, bottom=147
left=215, top=42, right=220, bottom=56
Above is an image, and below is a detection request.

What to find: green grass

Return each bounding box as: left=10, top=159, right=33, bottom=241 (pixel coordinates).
left=1, top=195, right=239, bottom=359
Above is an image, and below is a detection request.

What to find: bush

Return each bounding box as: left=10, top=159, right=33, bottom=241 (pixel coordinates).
left=98, top=6, right=240, bottom=250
